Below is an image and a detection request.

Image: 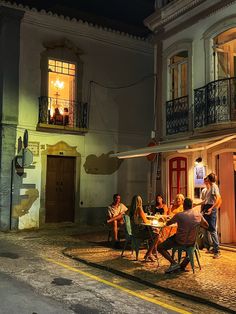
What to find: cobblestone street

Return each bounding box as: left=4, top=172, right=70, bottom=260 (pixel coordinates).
left=0, top=226, right=235, bottom=313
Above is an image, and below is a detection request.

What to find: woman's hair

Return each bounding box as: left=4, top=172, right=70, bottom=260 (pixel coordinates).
left=129, top=195, right=142, bottom=219
left=207, top=173, right=216, bottom=183
left=155, top=194, right=165, bottom=206
left=113, top=193, right=120, bottom=201
left=175, top=193, right=185, bottom=202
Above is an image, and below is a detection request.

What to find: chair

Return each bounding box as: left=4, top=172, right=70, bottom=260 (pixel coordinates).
left=121, top=214, right=141, bottom=260
left=172, top=227, right=202, bottom=273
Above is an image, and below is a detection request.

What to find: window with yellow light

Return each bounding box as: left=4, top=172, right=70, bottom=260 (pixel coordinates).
left=48, top=59, right=76, bottom=126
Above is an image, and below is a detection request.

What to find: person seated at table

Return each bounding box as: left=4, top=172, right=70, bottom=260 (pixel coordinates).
left=151, top=194, right=168, bottom=216
left=129, top=195, right=156, bottom=257
left=129, top=195, right=148, bottom=227
left=144, top=193, right=185, bottom=261
left=168, top=193, right=184, bottom=216
left=157, top=197, right=209, bottom=273
left=107, top=194, right=128, bottom=248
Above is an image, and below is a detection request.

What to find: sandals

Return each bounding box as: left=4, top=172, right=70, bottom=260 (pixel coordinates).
left=144, top=254, right=156, bottom=262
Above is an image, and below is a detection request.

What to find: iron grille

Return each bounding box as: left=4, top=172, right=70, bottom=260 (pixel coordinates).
left=38, top=96, right=89, bottom=129
left=194, top=77, right=236, bottom=128
left=166, top=95, right=189, bottom=135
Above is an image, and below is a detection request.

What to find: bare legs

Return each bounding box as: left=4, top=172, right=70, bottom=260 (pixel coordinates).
left=107, top=216, right=124, bottom=242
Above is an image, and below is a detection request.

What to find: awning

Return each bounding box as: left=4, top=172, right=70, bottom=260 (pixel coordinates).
left=110, top=134, right=236, bottom=159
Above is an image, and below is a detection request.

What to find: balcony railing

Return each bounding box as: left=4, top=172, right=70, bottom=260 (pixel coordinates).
left=38, top=96, right=89, bottom=130
left=194, top=77, right=236, bottom=128
left=166, top=95, right=189, bottom=135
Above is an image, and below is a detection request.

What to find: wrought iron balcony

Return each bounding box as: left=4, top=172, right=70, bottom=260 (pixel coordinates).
left=194, top=77, right=236, bottom=128
left=38, top=96, right=88, bottom=131
left=166, top=95, right=189, bottom=135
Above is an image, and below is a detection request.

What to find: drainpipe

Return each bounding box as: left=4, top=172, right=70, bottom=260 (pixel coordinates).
left=9, top=158, right=15, bottom=230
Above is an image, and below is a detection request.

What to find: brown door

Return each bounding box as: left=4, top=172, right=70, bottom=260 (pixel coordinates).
left=45, top=156, right=75, bottom=223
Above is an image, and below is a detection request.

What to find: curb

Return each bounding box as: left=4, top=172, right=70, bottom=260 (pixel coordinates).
left=63, top=248, right=235, bottom=314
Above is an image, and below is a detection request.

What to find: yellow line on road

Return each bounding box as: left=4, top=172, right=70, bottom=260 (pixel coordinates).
left=45, top=257, right=191, bottom=314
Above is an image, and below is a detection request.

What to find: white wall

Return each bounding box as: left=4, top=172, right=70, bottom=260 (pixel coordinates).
left=16, top=9, right=154, bottom=228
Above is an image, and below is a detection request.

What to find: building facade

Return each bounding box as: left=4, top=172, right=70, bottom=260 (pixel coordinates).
left=144, top=0, right=236, bottom=244
left=0, top=2, right=154, bottom=230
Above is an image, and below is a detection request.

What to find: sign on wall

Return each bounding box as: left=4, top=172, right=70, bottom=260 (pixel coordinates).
left=194, top=165, right=206, bottom=187
left=28, top=142, right=40, bottom=156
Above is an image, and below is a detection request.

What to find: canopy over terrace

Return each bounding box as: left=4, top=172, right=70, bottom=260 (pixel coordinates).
left=110, top=134, right=236, bottom=159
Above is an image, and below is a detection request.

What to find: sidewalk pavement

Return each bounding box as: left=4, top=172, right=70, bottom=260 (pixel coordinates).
left=63, top=229, right=236, bottom=313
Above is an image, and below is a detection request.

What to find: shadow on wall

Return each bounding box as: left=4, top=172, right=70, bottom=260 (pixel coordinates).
left=12, top=188, right=39, bottom=218
left=83, top=151, right=123, bottom=174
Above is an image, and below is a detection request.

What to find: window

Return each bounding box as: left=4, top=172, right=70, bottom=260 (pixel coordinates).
left=169, top=157, right=187, bottom=202
left=169, top=51, right=188, bottom=99
left=48, top=59, right=76, bottom=126
left=214, top=28, right=236, bottom=79
left=38, top=41, right=88, bottom=132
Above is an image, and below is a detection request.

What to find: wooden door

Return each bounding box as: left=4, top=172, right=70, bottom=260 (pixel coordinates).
left=169, top=157, right=187, bottom=202
left=45, top=156, right=75, bottom=223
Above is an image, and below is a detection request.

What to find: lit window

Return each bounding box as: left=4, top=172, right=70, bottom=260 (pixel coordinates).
left=48, top=59, right=76, bottom=125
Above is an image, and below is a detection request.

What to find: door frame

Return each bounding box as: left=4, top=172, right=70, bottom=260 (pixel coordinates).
left=41, top=141, right=81, bottom=226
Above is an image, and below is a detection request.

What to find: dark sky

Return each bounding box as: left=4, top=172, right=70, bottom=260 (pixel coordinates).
left=13, top=0, right=155, bottom=37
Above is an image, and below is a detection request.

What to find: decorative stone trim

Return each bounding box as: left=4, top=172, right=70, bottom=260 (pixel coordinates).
left=145, top=0, right=236, bottom=34
left=0, top=0, right=151, bottom=45
left=145, top=0, right=205, bottom=31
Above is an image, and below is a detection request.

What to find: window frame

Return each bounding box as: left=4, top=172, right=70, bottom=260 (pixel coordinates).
left=169, top=157, right=187, bottom=202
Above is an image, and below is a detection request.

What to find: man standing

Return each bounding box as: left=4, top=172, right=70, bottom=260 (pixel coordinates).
left=202, top=173, right=222, bottom=259
left=157, top=198, right=209, bottom=273
left=107, top=194, right=128, bottom=248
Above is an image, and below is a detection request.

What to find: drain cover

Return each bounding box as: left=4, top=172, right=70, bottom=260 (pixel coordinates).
left=0, top=252, right=19, bottom=259
left=51, top=277, right=73, bottom=286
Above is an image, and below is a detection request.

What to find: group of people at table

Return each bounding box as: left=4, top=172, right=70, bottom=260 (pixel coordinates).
left=107, top=172, right=222, bottom=274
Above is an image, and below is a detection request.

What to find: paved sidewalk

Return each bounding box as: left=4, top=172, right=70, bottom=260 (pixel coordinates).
left=0, top=226, right=235, bottom=313
left=64, top=230, right=236, bottom=313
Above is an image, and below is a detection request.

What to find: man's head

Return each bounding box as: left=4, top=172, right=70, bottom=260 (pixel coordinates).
left=207, top=172, right=216, bottom=183
left=113, top=194, right=121, bottom=205
left=183, top=197, right=193, bottom=211
left=204, top=176, right=210, bottom=187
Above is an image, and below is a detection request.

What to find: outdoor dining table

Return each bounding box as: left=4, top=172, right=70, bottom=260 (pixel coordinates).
left=140, top=219, right=178, bottom=263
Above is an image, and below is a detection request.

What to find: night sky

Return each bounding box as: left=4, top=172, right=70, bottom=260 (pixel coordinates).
left=13, top=0, right=155, bottom=37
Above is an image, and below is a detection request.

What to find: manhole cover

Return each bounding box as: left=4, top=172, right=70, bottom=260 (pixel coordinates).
left=51, top=277, right=73, bottom=286
left=0, top=252, right=19, bottom=259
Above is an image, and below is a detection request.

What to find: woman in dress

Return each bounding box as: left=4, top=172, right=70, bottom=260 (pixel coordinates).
left=129, top=195, right=155, bottom=261
left=144, top=193, right=185, bottom=261
left=153, top=194, right=168, bottom=215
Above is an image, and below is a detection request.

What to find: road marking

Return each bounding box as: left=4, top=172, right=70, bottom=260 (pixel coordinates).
left=45, top=257, right=191, bottom=314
